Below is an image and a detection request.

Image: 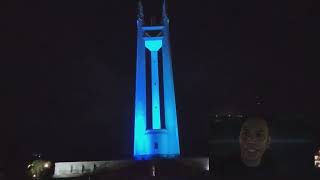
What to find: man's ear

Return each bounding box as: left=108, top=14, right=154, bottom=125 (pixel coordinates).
left=266, top=136, right=271, bottom=148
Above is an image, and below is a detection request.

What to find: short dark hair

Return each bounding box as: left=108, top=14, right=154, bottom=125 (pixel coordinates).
left=240, top=114, right=272, bottom=136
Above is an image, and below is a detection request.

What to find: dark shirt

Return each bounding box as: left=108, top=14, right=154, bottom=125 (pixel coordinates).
left=213, top=154, right=277, bottom=177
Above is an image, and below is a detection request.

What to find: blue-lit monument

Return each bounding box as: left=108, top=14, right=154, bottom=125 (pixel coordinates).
left=134, top=0, right=180, bottom=159
left=46, top=1, right=208, bottom=178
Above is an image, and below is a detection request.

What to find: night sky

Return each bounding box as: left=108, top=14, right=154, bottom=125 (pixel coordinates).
left=1, top=0, right=319, bottom=168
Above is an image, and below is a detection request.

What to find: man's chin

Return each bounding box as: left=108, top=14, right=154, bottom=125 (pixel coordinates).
left=242, top=158, right=261, bottom=167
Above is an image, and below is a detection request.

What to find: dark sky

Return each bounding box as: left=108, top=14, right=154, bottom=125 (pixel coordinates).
left=1, top=0, right=320, bottom=165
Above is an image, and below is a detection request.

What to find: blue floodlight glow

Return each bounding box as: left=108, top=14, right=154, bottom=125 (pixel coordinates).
left=134, top=3, right=180, bottom=160
left=145, top=40, right=162, bottom=52
left=151, top=51, right=161, bottom=130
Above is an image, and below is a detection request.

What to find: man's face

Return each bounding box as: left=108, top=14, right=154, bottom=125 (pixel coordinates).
left=239, top=118, right=271, bottom=167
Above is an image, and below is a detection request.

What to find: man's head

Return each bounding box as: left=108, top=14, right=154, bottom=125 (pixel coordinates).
left=239, top=116, right=271, bottom=167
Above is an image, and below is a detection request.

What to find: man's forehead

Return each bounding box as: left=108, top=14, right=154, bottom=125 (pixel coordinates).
left=241, top=118, right=269, bottom=131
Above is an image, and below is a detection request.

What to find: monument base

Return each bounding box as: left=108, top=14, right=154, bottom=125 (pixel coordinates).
left=53, top=157, right=209, bottom=179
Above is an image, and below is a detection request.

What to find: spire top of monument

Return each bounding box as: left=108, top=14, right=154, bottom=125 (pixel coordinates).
left=137, top=0, right=144, bottom=19
left=162, top=0, right=168, bottom=18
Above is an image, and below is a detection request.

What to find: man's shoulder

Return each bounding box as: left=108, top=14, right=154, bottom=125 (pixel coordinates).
left=212, top=155, right=246, bottom=175
left=212, top=155, right=278, bottom=176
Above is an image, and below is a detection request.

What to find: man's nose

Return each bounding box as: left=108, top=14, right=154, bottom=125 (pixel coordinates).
left=247, top=136, right=257, bottom=144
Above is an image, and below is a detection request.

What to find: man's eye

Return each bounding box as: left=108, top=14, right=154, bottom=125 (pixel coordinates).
left=256, top=133, right=265, bottom=139
left=242, top=131, right=249, bottom=139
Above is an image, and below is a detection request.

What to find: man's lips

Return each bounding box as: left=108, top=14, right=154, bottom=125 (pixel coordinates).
left=248, top=149, right=257, bottom=153
left=245, top=147, right=259, bottom=153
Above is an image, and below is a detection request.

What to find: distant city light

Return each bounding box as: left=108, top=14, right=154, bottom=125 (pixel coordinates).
left=27, top=159, right=52, bottom=179
left=44, top=162, right=50, bottom=168
left=205, top=163, right=209, bottom=171
left=315, top=150, right=320, bottom=168
left=152, top=165, right=156, bottom=176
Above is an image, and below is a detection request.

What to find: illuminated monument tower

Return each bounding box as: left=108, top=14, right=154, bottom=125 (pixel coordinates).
left=134, top=0, right=180, bottom=159
left=46, top=2, right=207, bottom=178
